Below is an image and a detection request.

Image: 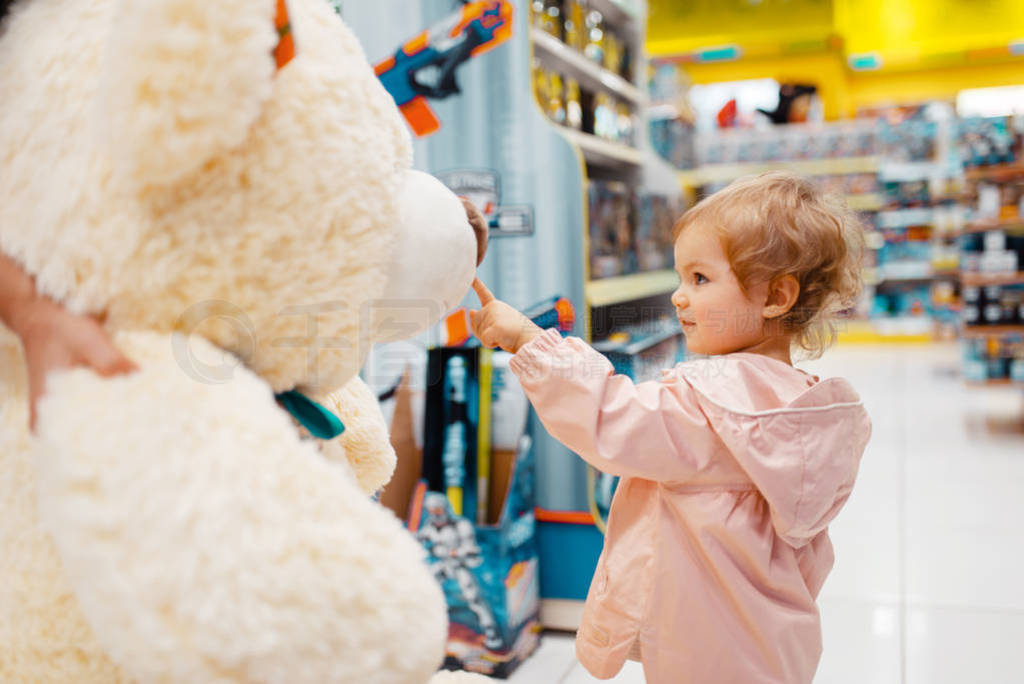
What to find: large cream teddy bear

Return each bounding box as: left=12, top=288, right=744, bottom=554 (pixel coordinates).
left=0, top=0, right=490, bottom=682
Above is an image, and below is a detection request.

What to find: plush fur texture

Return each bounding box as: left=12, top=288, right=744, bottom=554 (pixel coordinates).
left=321, top=376, right=397, bottom=495
left=0, top=0, right=481, bottom=681
left=0, top=0, right=411, bottom=394
left=32, top=332, right=448, bottom=683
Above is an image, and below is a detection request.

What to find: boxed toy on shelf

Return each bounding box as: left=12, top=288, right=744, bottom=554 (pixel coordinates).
left=957, top=116, right=1021, bottom=168
left=635, top=193, right=680, bottom=271
left=532, top=0, right=634, bottom=81
left=592, top=318, right=686, bottom=381
left=375, top=341, right=541, bottom=678
left=588, top=180, right=637, bottom=278
left=410, top=433, right=540, bottom=678
left=962, top=335, right=1024, bottom=383
left=531, top=60, right=637, bottom=145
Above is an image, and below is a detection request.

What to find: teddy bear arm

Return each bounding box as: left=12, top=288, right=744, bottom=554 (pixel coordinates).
left=32, top=331, right=447, bottom=684
left=318, top=375, right=397, bottom=496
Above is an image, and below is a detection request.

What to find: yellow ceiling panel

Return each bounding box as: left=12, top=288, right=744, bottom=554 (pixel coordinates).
left=647, top=0, right=834, bottom=56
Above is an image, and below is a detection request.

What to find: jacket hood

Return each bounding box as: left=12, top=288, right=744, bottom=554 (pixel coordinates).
left=670, top=354, right=872, bottom=548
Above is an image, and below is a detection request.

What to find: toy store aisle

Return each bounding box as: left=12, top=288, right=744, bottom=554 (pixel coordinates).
left=507, top=343, right=1024, bottom=684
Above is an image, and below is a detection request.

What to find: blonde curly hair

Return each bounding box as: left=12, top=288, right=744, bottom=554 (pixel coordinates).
left=673, top=171, right=865, bottom=359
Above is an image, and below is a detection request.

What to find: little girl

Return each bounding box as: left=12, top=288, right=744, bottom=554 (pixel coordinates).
left=470, top=171, right=872, bottom=684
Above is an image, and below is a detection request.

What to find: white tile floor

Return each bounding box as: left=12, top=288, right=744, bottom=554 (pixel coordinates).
left=507, top=343, right=1024, bottom=683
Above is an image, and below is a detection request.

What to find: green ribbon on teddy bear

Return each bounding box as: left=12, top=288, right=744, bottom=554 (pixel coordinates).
left=275, top=390, right=346, bottom=440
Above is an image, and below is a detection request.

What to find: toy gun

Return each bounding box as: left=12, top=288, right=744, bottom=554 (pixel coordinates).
left=442, top=294, right=575, bottom=347
left=522, top=295, right=575, bottom=334
left=374, top=1, right=513, bottom=137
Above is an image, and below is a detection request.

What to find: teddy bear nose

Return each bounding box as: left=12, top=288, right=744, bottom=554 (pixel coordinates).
left=460, top=197, right=489, bottom=266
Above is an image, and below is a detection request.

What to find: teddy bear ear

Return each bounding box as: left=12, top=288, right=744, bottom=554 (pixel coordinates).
left=101, top=0, right=279, bottom=187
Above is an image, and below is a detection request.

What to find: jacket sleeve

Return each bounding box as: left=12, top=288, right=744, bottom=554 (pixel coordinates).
left=509, top=329, right=719, bottom=482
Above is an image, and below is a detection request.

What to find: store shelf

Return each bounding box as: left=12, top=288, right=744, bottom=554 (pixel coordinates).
left=844, top=193, right=884, bottom=212
left=877, top=207, right=933, bottom=229
left=965, top=163, right=1024, bottom=182
left=531, top=31, right=646, bottom=105
left=959, top=271, right=1024, bottom=287
left=964, top=217, right=1024, bottom=234
left=560, top=128, right=644, bottom=168
left=593, top=322, right=682, bottom=355
left=877, top=160, right=961, bottom=182
left=586, top=269, right=678, bottom=307
left=587, top=0, right=641, bottom=32
left=963, top=325, right=1024, bottom=338
left=838, top=318, right=933, bottom=344
left=693, top=156, right=878, bottom=185
left=875, top=262, right=934, bottom=282
left=965, top=378, right=1024, bottom=387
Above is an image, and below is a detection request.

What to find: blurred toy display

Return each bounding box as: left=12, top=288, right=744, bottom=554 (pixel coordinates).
left=530, top=63, right=637, bottom=146
left=635, top=194, right=679, bottom=271
left=871, top=283, right=933, bottom=320
left=529, top=0, right=633, bottom=81
left=878, top=117, right=937, bottom=162
left=531, top=0, right=562, bottom=38
left=692, top=120, right=877, bottom=167
left=648, top=62, right=698, bottom=170
left=587, top=182, right=682, bottom=280
left=960, top=231, right=1024, bottom=276
left=588, top=181, right=636, bottom=279
left=962, top=334, right=1024, bottom=382
left=957, top=116, right=1021, bottom=168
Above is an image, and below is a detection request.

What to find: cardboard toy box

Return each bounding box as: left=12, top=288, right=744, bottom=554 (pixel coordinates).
left=408, top=435, right=539, bottom=678
left=380, top=348, right=539, bottom=678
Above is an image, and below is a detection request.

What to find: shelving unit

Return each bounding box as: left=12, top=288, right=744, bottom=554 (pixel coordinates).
left=845, top=193, right=885, bottom=211
left=585, top=269, right=677, bottom=306
left=960, top=272, right=1024, bottom=287
left=559, top=128, right=644, bottom=167
left=524, top=0, right=683, bottom=632
left=964, top=325, right=1024, bottom=338
left=966, top=378, right=1024, bottom=387
left=955, top=134, right=1024, bottom=387
left=531, top=30, right=646, bottom=106
left=965, top=163, right=1024, bottom=182
left=963, top=218, right=1024, bottom=234
left=681, top=155, right=878, bottom=186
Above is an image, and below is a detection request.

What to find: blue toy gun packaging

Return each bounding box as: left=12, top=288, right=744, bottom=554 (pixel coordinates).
left=414, top=346, right=539, bottom=677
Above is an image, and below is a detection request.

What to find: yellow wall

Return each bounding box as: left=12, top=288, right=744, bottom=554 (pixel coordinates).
left=848, top=61, right=1024, bottom=112
left=647, top=0, right=833, bottom=57
left=651, top=0, right=1024, bottom=118
left=835, top=0, right=1024, bottom=66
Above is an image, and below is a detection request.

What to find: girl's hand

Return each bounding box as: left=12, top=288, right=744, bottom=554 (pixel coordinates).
left=10, top=297, right=137, bottom=430
left=469, top=279, right=542, bottom=354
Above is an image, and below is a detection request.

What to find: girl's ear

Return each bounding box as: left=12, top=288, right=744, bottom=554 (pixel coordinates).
left=762, top=274, right=800, bottom=319
left=101, top=0, right=279, bottom=188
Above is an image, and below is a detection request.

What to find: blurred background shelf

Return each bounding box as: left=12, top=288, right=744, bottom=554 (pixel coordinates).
left=532, top=31, right=647, bottom=105
left=964, top=163, right=1024, bottom=181
left=693, top=156, right=878, bottom=185
left=586, top=269, right=678, bottom=306
left=844, top=193, right=884, bottom=211
left=959, top=271, right=1024, bottom=286
left=560, top=128, right=644, bottom=168
left=964, top=218, right=1024, bottom=234
left=963, top=325, right=1024, bottom=338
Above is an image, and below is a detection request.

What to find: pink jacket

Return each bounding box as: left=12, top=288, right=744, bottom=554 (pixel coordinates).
left=509, top=330, right=871, bottom=684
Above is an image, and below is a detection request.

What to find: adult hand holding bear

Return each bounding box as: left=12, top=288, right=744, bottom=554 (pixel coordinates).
left=0, top=252, right=136, bottom=430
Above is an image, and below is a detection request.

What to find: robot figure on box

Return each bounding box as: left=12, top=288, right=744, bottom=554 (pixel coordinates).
left=418, top=492, right=503, bottom=650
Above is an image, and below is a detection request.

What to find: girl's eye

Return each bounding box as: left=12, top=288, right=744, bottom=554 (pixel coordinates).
left=694, top=272, right=708, bottom=285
